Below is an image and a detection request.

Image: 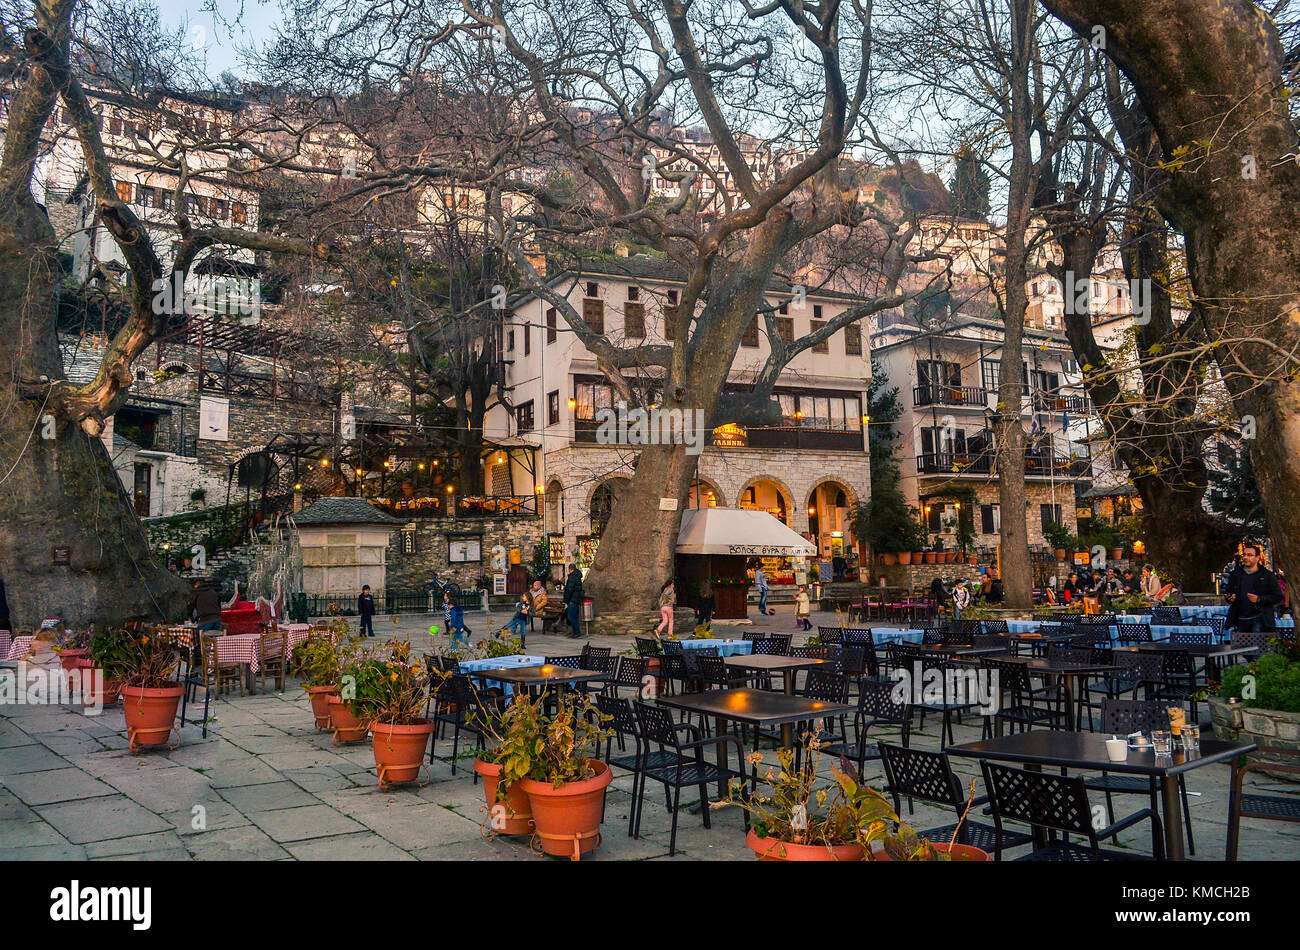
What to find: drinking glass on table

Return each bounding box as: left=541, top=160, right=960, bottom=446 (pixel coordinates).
left=1152, top=730, right=1173, bottom=757
left=1181, top=724, right=1201, bottom=755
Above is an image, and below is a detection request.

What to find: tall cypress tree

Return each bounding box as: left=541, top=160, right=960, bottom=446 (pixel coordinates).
left=950, top=148, right=991, bottom=221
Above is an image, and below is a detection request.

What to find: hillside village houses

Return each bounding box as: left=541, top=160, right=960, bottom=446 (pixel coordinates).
left=4, top=74, right=1162, bottom=605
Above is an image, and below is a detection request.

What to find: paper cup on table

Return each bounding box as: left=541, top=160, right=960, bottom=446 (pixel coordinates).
left=1105, top=737, right=1128, bottom=762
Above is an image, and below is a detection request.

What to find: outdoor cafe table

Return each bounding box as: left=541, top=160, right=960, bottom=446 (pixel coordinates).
left=654, top=688, right=855, bottom=795
left=947, top=730, right=1257, bottom=860
left=464, top=663, right=606, bottom=699
left=722, top=655, right=834, bottom=746
left=869, top=627, right=926, bottom=645
left=1118, top=642, right=1260, bottom=681
left=674, top=638, right=753, bottom=657
left=956, top=653, right=1121, bottom=730
left=457, top=654, right=546, bottom=694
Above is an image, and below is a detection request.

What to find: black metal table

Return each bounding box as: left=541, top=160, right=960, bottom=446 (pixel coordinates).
left=466, top=664, right=606, bottom=699
left=655, top=688, right=855, bottom=795
left=948, top=730, right=1256, bottom=860
left=1121, top=643, right=1259, bottom=682
left=970, top=654, right=1121, bottom=730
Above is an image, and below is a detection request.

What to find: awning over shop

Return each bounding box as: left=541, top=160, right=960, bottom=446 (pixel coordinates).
left=676, top=507, right=817, bottom=557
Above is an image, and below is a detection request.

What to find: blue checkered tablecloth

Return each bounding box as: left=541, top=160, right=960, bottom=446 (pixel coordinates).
left=869, top=628, right=925, bottom=645
left=675, top=638, right=753, bottom=657
left=457, top=654, right=545, bottom=694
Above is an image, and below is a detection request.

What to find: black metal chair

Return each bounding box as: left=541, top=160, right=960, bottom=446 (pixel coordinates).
left=595, top=694, right=679, bottom=839
left=911, top=650, right=979, bottom=749
left=1149, top=648, right=1202, bottom=722
left=1228, top=630, right=1287, bottom=654
left=1150, top=606, right=1183, bottom=625
left=820, top=681, right=912, bottom=781
left=1079, top=613, right=1117, bottom=627
left=979, top=657, right=1066, bottom=737
left=751, top=637, right=785, bottom=656
left=1092, top=650, right=1164, bottom=705
left=545, top=654, right=583, bottom=669
left=981, top=761, right=1164, bottom=860
left=602, top=655, right=649, bottom=699
left=1226, top=747, right=1300, bottom=860
left=817, top=626, right=844, bottom=644
left=922, top=628, right=946, bottom=646
left=1114, top=623, right=1152, bottom=645
left=634, top=636, right=662, bottom=658
left=767, top=633, right=793, bottom=655
left=632, top=701, right=748, bottom=856
left=1170, top=629, right=1212, bottom=645
left=580, top=644, right=612, bottom=671
left=795, top=669, right=851, bottom=756
left=877, top=742, right=1032, bottom=857
left=428, top=674, right=487, bottom=775
left=1202, top=616, right=1226, bottom=640
left=1083, top=699, right=1196, bottom=855
left=983, top=620, right=1009, bottom=636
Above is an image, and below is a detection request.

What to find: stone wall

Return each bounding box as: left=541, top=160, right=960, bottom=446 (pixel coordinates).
left=383, top=516, right=548, bottom=592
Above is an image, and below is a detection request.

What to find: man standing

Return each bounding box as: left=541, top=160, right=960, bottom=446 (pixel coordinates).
left=563, top=564, right=585, bottom=640
left=1225, top=543, right=1283, bottom=632
left=357, top=585, right=376, bottom=637
left=754, top=564, right=774, bottom=616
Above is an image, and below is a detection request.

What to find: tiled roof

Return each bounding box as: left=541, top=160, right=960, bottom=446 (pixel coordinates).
left=292, top=496, right=405, bottom=526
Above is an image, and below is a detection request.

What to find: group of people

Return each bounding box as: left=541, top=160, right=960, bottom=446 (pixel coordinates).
left=929, top=572, right=1004, bottom=618
left=1051, top=563, right=1165, bottom=604
left=502, top=564, right=587, bottom=641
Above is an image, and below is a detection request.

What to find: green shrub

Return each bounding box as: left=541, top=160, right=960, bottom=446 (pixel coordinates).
left=1219, top=652, right=1300, bottom=713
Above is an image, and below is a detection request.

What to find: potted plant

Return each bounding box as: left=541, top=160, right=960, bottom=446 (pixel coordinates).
left=331, top=648, right=376, bottom=745
left=716, top=736, right=977, bottom=860
left=1043, top=521, right=1076, bottom=563
left=348, top=639, right=435, bottom=790
left=52, top=627, right=92, bottom=672
left=477, top=691, right=613, bottom=860
left=84, top=627, right=131, bottom=709
left=92, top=628, right=185, bottom=751
left=298, top=634, right=348, bottom=730
left=1212, top=648, right=1300, bottom=778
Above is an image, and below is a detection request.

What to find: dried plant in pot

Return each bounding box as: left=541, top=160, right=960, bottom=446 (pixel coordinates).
left=298, top=633, right=359, bottom=730
left=475, top=691, right=613, bottom=859
left=91, top=628, right=185, bottom=752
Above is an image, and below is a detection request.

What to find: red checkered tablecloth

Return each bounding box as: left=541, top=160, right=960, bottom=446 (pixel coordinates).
left=280, top=625, right=334, bottom=661
left=216, top=634, right=262, bottom=674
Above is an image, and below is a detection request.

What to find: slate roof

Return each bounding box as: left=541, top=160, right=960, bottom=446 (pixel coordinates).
left=292, top=496, right=405, bottom=526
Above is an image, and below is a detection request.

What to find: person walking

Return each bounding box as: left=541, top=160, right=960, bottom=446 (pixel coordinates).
left=952, top=578, right=971, bottom=619
left=928, top=576, right=947, bottom=616
left=655, top=578, right=676, bottom=638
left=563, top=564, right=585, bottom=640
left=357, top=585, right=376, bottom=637
left=754, top=564, right=774, bottom=616
left=696, top=578, right=715, bottom=630
left=795, top=585, right=811, bottom=630
left=1225, top=543, right=1283, bottom=632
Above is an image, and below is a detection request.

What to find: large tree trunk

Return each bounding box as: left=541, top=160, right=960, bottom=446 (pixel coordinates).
left=995, top=0, right=1036, bottom=609
left=1041, top=0, right=1300, bottom=577
left=0, top=0, right=187, bottom=630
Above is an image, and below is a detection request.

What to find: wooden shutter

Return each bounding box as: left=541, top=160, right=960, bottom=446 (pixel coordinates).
left=844, top=324, right=862, bottom=356
left=582, top=298, right=604, bottom=334
left=624, top=302, right=645, bottom=338
left=810, top=319, right=828, bottom=353
left=741, top=316, right=759, bottom=347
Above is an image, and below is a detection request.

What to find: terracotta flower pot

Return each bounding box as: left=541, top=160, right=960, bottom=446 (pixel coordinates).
left=1110, top=548, right=1124, bottom=561
left=305, top=684, right=338, bottom=730
left=328, top=695, right=370, bottom=744
left=474, top=758, right=534, bottom=835
left=121, top=684, right=184, bottom=751
left=966, top=554, right=978, bottom=565
left=942, top=552, right=955, bottom=563
left=370, top=719, right=435, bottom=789
left=745, top=829, right=865, bottom=861
left=76, top=667, right=121, bottom=707
left=924, top=552, right=938, bottom=564
left=870, top=841, right=990, bottom=861
left=881, top=553, right=897, bottom=566
left=520, top=759, right=613, bottom=860
left=897, top=552, right=913, bottom=565
left=1054, top=548, right=1067, bottom=561
left=57, top=648, right=89, bottom=672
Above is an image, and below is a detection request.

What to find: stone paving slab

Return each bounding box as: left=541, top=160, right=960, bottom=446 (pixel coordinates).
left=4, top=620, right=1300, bottom=862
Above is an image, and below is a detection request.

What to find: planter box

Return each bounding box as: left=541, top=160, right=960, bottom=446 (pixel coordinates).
left=1208, top=696, right=1300, bottom=782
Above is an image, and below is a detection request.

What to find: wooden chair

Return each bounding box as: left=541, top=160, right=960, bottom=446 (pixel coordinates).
left=205, top=633, right=245, bottom=697
left=260, top=629, right=288, bottom=693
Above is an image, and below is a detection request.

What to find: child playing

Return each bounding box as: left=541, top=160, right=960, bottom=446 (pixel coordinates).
left=444, top=591, right=470, bottom=647
left=506, top=596, right=529, bottom=640
left=795, top=585, right=811, bottom=630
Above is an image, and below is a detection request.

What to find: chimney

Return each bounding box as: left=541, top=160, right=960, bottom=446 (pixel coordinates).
left=614, top=243, right=629, bottom=258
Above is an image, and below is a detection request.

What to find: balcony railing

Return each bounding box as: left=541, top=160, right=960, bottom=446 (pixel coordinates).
left=917, top=447, right=1091, bottom=479
left=369, top=494, right=538, bottom=519
left=572, top=420, right=863, bottom=452
left=1031, top=392, right=1090, bottom=414
left=913, top=384, right=988, bottom=408
left=197, top=367, right=332, bottom=405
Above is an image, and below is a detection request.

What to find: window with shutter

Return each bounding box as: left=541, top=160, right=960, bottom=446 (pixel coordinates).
left=810, top=319, right=829, bottom=353
left=777, top=317, right=794, bottom=346
left=547, top=308, right=557, bottom=344
left=582, top=298, right=604, bottom=334
left=115, top=181, right=133, bottom=203
left=844, top=324, right=862, bottom=355
left=741, top=315, right=759, bottom=347
left=523, top=318, right=530, bottom=355
left=231, top=201, right=246, bottom=223
left=980, top=504, right=1000, bottom=534
left=624, top=302, right=645, bottom=338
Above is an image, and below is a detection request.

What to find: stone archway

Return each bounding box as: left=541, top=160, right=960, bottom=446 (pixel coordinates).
left=686, top=477, right=726, bottom=509
left=806, top=479, right=857, bottom=563
left=544, top=478, right=564, bottom=534
left=737, top=476, right=796, bottom=526
left=587, top=476, right=632, bottom=538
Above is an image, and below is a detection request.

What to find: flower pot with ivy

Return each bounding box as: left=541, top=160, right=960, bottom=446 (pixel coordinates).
left=53, top=628, right=92, bottom=673
left=476, top=691, right=613, bottom=860
left=348, top=640, right=435, bottom=790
